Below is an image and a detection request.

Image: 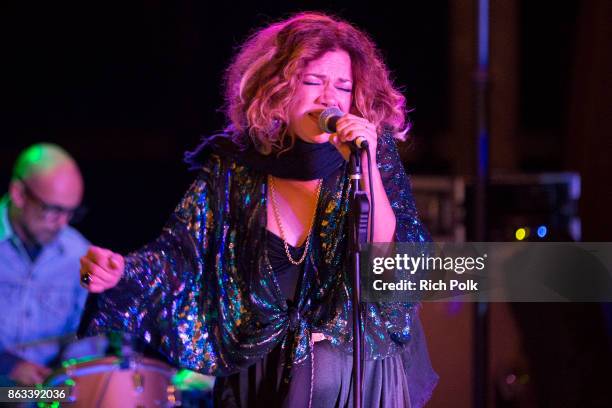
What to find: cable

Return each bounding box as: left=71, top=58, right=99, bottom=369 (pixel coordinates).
left=365, top=147, right=374, bottom=243
left=358, top=146, right=375, bottom=406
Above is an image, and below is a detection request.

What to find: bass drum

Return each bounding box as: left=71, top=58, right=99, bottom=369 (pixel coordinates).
left=44, top=355, right=179, bottom=407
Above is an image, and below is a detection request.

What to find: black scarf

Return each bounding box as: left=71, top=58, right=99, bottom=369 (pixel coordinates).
left=185, top=133, right=345, bottom=181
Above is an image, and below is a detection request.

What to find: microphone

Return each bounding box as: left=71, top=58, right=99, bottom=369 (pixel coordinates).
left=318, top=107, right=368, bottom=150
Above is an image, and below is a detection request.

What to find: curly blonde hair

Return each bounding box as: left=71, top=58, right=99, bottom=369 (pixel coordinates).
left=224, top=12, right=409, bottom=154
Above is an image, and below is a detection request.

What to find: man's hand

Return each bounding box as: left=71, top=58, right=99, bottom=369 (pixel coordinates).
left=9, top=360, right=52, bottom=385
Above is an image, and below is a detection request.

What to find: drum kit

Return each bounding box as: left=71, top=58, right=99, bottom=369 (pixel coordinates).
left=42, top=333, right=214, bottom=407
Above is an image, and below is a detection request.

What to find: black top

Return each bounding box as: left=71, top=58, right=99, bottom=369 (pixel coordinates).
left=266, top=230, right=304, bottom=302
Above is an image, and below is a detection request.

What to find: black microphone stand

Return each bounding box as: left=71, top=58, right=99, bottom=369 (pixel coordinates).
left=348, top=148, right=370, bottom=408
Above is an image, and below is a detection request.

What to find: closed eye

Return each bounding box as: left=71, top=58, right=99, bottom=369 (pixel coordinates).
left=303, top=81, right=322, bottom=86
left=337, top=87, right=352, bottom=93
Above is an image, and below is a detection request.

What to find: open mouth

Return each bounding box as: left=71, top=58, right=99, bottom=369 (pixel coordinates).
left=307, top=112, right=320, bottom=125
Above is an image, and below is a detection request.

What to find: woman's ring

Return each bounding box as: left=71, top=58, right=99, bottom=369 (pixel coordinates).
left=81, top=272, right=92, bottom=285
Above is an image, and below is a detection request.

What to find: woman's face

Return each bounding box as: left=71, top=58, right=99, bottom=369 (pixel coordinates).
left=287, top=49, right=353, bottom=143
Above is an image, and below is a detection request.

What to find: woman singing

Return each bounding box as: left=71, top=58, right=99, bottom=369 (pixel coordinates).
left=79, top=12, right=438, bottom=407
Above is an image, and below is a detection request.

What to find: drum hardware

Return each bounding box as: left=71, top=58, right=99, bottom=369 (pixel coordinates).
left=133, top=371, right=144, bottom=393
left=166, top=385, right=178, bottom=406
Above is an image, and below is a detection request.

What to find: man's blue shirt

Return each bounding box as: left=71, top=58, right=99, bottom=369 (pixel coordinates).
left=0, top=196, right=89, bottom=384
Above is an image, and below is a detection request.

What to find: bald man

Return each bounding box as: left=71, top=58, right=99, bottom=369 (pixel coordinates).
left=0, top=143, right=89, bottom=386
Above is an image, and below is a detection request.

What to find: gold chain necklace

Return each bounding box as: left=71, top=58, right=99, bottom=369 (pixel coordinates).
left=268, top=175, right=322, bottom=265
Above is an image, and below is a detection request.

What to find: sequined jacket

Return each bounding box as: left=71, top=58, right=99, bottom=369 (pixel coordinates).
left=81, top=132, right=437, bottom=405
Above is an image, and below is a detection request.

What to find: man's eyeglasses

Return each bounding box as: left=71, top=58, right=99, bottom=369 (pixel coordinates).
left=20, top=181, right=87, bottom=223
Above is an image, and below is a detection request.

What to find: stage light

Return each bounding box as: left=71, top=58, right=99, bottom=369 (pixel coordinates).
left=537, top=225, right=547, bottom=238
left=515, top=228, right=526, bottom=241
